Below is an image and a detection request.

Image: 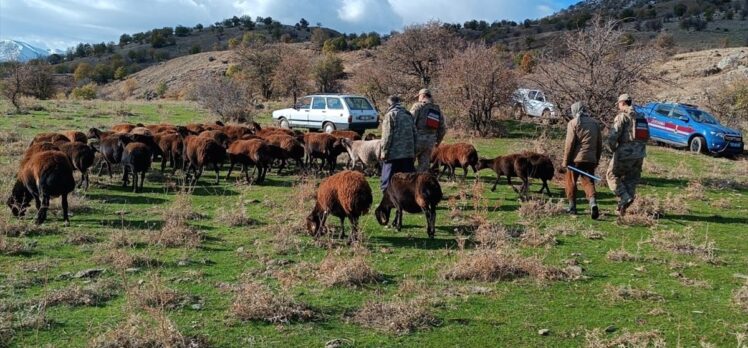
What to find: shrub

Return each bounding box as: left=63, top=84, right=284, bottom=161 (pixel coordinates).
left=230, top=281, right=316, bottom=323
left=155, top=81, right=168, bottom=98
left=195, top=77, right=256, bottom=122
left=352, top=300, right=439, bottom=335
left=312, top=53, right=344, bottom=93
left=317, top=252, right=381, bottom=287
left=71, top=83, right=97, bottom=100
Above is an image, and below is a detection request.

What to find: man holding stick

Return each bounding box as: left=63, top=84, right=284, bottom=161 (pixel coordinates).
left=563, top=102, right=602, bottom=219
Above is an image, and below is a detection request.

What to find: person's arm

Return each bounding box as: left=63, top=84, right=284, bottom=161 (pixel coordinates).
left=562, top=120, right=576, bottom=165
left=380, top=111, right=393, bottom=160
left=595, top=122, right=603, bottom=163
left=606, top=114, right=622, bottom=152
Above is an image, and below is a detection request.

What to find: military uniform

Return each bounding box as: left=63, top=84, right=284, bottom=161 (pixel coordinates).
left=410, top=96, right=447, bottom=172
left=606, top=95, right=647, bottom=212
left=380, top=103, right=417, bottom=191
left=563, top=102, right=602, bottom=219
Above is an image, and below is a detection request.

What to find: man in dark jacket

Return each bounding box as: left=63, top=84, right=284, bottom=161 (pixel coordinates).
left=380, top=95, right=417, bottom=191
left=563, top=102, right=602, bottom=219
left=410, top=89, right=447, bottom=172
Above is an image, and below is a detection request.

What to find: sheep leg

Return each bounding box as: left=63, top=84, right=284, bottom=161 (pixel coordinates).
left=423, top=206, right=434, bottom=239
left=132, top=170, right=139, bottom=192
left=122, top=165, right=129, bottom=187
left=194, top=166, right=203, bottom=184
left=277, top=160, right=286, bottom=175
left=395, top=208, right=403, bottom=231
left=225, top=160, right=235, bottom=180
left=339, top=216, right=346, bottom=240
left=35, top=194, right=49, bottom=225
left=462, top=165, right=469, bottom=181
left=348, top=216, right=359, bottom=243
left=61, top=194, right=70, bottom=226
left=316, top=212, right=328, bottom=239
left=161, top=154, right=167, bottom=172
left=140, top=171, right=146, bottom=192
left=83, top=170, right=90, bottom=190
left=492, top=175, right=501, bottom=192
left=213, top=162, right=220, bottom=185
left=96, top=160, right=105, bottom=176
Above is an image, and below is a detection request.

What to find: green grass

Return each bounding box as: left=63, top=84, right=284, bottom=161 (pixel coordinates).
left=1, top=100, right=747, bottom=347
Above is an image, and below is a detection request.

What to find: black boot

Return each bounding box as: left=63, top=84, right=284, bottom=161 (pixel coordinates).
left=589, top=198, right=599, bottom=220
left=566, top=199, right=577, bottom=215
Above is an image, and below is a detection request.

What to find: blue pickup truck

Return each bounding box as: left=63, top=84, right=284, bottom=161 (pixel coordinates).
left=636, top=102, right=744, bottom=156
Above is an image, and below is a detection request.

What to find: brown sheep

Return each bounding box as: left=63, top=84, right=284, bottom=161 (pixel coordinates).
left=475, top=153, right=523, bottom=192
left=130, top=127, right=153, bottom=136
left=62, top=131, right=88, bottom=143
left=154, top=132, right=183, bottom=172
left=121, top=140, right=152, bottom=193
left=330, top=130, right=362, bottom=141
left=223, top=124, right=253, bottom=141
left=57, top=142, right=97, bottom=190
left=31, top=132, right=70, bottom=146
left=87, top=127, right=114, bottom=141
left=515, top=152, right=554, bottom=195
left=93, top=133, right=128, bottom=178
left=111, top=123, right=140, bottom=133
left=306, top=170, right=372, bottom=242
left=256, top=127, right=294, bottom=138
left=375, top=173, right=442, bottom=238
left=21, top=142, right=60, bottom=168
left=225, top=139, right=271, bottom=183
left=430, top=143, right=479, bottom=181
left=303, top=132, right=344, bottom=174
left=184, top=123, right=206, bottom=134
left=263, top=134, right=305, bottom=174
left=144, top=124, right=177, bottom=135
left=198, top=130, right=230, bottom=148
left=182, top=135, right=226, bottom=185
left=7, top=150, right=76, bottom=225
left=203, top=121, right=225, bottom=131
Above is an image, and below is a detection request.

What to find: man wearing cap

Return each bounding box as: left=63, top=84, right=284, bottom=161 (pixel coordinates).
left=380, top=95, right=417, bottom=191
left=563, top=101, right=602, bottom=219
left=606, top=93, right=648, bottom=216
left=410, top=88, right=447, bottom=172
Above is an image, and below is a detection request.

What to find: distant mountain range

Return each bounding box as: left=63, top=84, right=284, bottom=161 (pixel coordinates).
left=0, top=39, right=59, bottom=62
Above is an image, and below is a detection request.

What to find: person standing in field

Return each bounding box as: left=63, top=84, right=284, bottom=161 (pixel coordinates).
left=379, top=95, right=417, bottom=191
left=410, top=88, right=446, bottom=172
left=606, top=93, right=649, bottom=216
left=563, top=102, right=602, bottom=220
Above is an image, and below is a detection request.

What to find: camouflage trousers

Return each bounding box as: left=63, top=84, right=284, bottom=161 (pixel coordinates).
left=415, top=137, right=436, bottom=173
left=606, top=157, right=643, bottom=204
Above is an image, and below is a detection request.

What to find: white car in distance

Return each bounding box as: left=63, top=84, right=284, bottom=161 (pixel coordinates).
left=512, top=89, right=559, bottom=122
left=272, top=94, right=380, bottom=134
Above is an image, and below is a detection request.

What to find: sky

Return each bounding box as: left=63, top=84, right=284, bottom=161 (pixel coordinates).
left=0, top=0, right=578, bottom=51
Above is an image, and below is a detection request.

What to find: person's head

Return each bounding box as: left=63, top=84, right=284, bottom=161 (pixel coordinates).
left=417, top=88, right=432, bottom=102
left=386, top=95, right=401, bottom=107
left=617, top=94, right=632, bottom=111
left=571, top=101, right=588, bottom=118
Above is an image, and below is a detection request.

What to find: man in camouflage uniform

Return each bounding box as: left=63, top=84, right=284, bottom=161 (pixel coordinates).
left=380, top=95, right=417, bottom=191
left=606, top=94, right=647, bottom=216
left=410, top=88, right=447, bottom=172
left=563, top=102, right=602, bottom=220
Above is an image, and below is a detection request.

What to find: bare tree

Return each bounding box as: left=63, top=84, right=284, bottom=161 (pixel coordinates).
left=272, top=49, right=311, bottom=104
left=195, top=77, right=256, bottom=122
left=0, top=61, right=31, bottom=113
left=312, top=53, right=344, bottom=93
left=378, top=21, right=462, bottom=88
left=439, top=43, right=517, bottom=136
left=237, top=43, right=280, bottom=100
left=350, top=59, right=419, bottom=110
left=24, top=61, right=55, bottom=99
left=530, top=16, right=664, bottom=124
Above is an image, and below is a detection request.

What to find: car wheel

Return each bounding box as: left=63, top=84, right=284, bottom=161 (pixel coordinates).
left=689, top=136, right=707, bottom=154
left=279, top=118, right=290, bottom=129
left=323, top=122, right=335, bottom=134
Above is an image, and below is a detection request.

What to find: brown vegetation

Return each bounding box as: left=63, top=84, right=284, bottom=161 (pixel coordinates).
left=230, top=281, right=316, bottom=324
left=352, top=299, right=439, bottom=335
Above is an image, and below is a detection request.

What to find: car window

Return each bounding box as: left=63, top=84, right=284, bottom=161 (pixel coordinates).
left=344, top=97, right=374, bottom=110
left=534, top=92, right=545, bottom=102
left=312, top=97, right=326, bottom=110
left=298, top=97, right=312, bottom=109
left=528, top=91, right=538, bottom=100
left=686, top=109, right=718, bottom=124
left=654, top=105, right=672, bottom=117
left=326, top=97, right=343, bottom=110
left=671, top=107, right=688, bottom=120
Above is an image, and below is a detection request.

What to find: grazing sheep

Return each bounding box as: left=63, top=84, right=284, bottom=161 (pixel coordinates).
left=430, top=143, right=479, bottom=180
left=263, top=134, right=305, bottom=174
left=154, top=132, right=183, bottom=172
left=129, top=127, right=153, bottom=136
left=121, top=141, right=152, bottom=193
left=144, top=124, right=177, bottom=135
left=306, top=170, right=372, bottom=242
left=375, top=173, right=442, bottom=238
left=111, top=123, right=140, bottom=133
left=223, top=124, right=254, bottom=142
left=515, top=152, right=554, bottom=195
left=87, top=127, right=114, bottom=141
left=475, top=153, right=523, bottom=192
left=225, top=139, right=271, bottom=183
left=7, top=150, right=75, bottom=225
left=58, top=142, right=97, bottom=190
left=184, top=123, right=206, bottom=134
left=340, top=138, right=382, bottom=174
left=21, top=142, right=60, bottom=168
left=330, top=130, right=362, bottom=141
left=93, top=134, right=128, bottom=178
left=62, top=131, right=88, bottom=143
left=198, top=130, right=230, bottom=148
left=31, top=133, right=70, bottom=146
left=256, top=127, right=294, bottom=138
left=203, top=121, right=225, bottom=131
left=182, top=136, right=226, bottom=185
left=303, top=132, right=344, bottom=174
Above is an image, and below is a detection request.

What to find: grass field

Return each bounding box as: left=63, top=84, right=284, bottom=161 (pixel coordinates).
left=1, top=99, right=747, bottom=347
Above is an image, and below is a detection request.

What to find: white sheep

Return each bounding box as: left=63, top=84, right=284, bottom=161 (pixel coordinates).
left=340, top=138, right=382, bottom=175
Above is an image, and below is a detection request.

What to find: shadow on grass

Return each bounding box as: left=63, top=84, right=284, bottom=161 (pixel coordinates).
left=372, top=235, right=458, bottom=250
left=666, top=213, right=748, bottom=225
left=86, top=192, right=168, bottom=205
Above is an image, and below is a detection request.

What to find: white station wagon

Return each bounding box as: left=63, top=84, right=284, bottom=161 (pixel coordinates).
left=272, top=94, right=380, bottom=134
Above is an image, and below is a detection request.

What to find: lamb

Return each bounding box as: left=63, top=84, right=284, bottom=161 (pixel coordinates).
left=375, top=173, right=442, bottom=239
left=120, top=140, right=152, bottom=193
left=93, top=133, right=128, bottom=178
left=339, top=138, right=382, bottom=174
left=62, top=131, right=88, bottom=143
left=7, top=150, right=76, bottom=225
left=475, top=153, right=523, bottom=192
left=263, top=134, right=305, bottom=174
left=198, top=130, right=230, bottom=148
left=57, top=142, right=97, bottom=190
left=515, top=152, right=554, bottom=195
left=303, top=132, right=344, bottom=174
left=430, top=143, right=479, bottom=180
left=31, top=132, right=70, bottom=146
left=182, top=135, right=226, bottom=185
left=306, top=170, right=372, bottom=243
left=330, top=130, right=362, bottom=141
left=154, top=132, right=183, bottom=172
left=225, top=139, right=271, bottom=183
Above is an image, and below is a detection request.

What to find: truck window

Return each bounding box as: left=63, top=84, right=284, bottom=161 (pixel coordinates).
left=312, top=97, right=326, bottom=110
left=326, top=97, right=344, bottom=110
left=654, top=105, right=672, bottom=117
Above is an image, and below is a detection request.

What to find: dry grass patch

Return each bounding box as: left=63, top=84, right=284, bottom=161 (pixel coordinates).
left=669, top=272, right=711, bottom=289
left=88, top=313, right=209, bottom=348
left=617, top=196, right=664, bottom=227
left=351, top=299, right=439, bottom=335
left=65, top=232, right=98, bottom=245
left=94, top=249, right=160, bottom=270
left=518, top=198, right=565, bottom=220
left=519, top=228, right=558, bottom=248
left=685, top=180, right=706, bottom=200
left=0, top=236, right=33, bottom=256
left=44, top=280, right=119, bottom=307
left=733, top=281, right=748, bottom=313
left=711, top=198, right=731, bottom=209
left=650, top=229, right=718, bottom=264
left=606, top=248, right=640, bottom=262
left=0, top=218, right=58, bottom=238
left=317, top=252, right=382, bottom=287
left=603, top=284, right=664, bottom=302
left=585, top=328, right=665, bottom=348
left=230, top=281, right=316, bottom=324
left=472, top=221, right=512, bottom=248
left=130, top=277, right=196, bottom=311
left=443, top=248, right=581, bottom=282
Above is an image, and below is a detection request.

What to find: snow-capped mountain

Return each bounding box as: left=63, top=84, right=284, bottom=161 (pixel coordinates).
left=0, top=40, right=53, bottom=62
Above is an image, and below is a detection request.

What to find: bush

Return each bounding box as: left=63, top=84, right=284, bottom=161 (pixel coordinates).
left=195, top=77, right=256, bottom=122
left=189, top=45, right=201, bottom=54
left=71, top=83, right=97, bottom=100
left=155, top=81, right=168, bottom=98
left=114, top=66, right=127, bottom=80
left=312, top=53, right=344, bottom=93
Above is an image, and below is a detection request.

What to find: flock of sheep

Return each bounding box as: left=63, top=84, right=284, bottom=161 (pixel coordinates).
left=6, top=120, right=557, bottom=241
